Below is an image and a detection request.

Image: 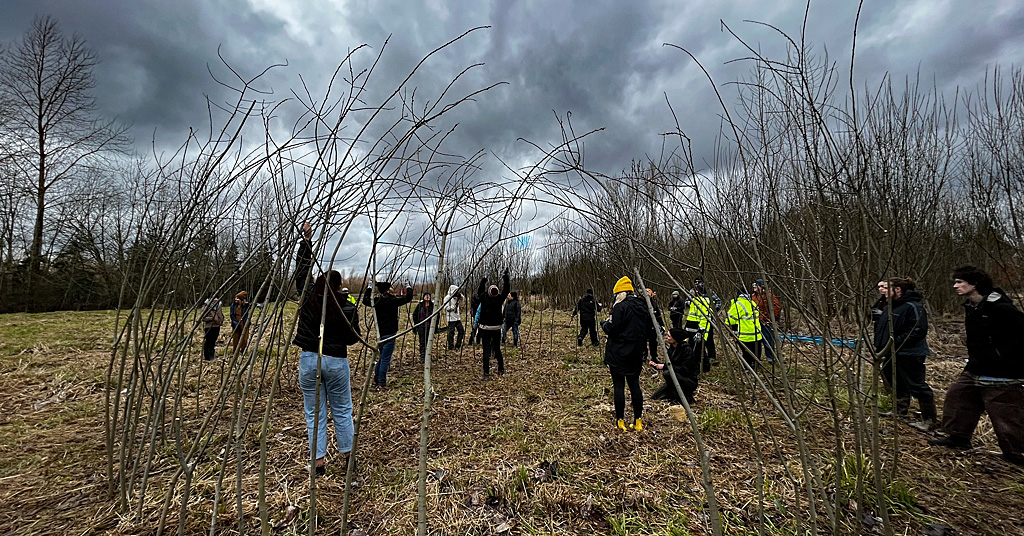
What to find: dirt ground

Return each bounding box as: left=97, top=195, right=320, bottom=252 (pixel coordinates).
left=0, top=307, right=1022, bottom=535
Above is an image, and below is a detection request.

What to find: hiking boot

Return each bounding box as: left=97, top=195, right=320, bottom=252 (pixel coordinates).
left=908, top=418, right=936, bottom=432
left=617, top=419, right=628, bottom=432
left=630, top=418, right=643, bottom=431
left=928, top=436, right=971, bottom=450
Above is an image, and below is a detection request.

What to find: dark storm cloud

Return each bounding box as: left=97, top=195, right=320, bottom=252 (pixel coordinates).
left=3, top=0, right=1023, bottom=176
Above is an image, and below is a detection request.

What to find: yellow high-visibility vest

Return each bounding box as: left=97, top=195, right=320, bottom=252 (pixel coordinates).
left=727, top=296, right=761, bottom=342
left=686, top=296, right=713, bottom=340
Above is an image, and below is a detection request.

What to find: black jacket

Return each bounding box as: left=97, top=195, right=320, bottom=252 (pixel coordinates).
left=963, top=289, right=1024, bottom=378
left=668, top=296, right=686, bottom=321
left=572, top=292, right=600, bottom=320
left=658, top=340, right=700, bottom=383
left=363, top=286, right=414, bottom=335
left=292, top=240, right=360, bottom=356
left=470, top=293, right=483, bottom=322
left=601, top=294, right=655, bottom=375
left=477, top=272, right=510, bottom=328
left=412, top=300, right=435, bottom=334
left=873, top=289, right=930, bottom=358
left=503, top=298, right=521, bottom=325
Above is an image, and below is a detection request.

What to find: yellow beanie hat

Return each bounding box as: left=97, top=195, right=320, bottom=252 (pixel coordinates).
left=612, top=276, right=633, bottom=294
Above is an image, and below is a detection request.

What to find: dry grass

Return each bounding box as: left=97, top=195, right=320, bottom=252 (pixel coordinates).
left=1, top=304, right=1022, bottom=535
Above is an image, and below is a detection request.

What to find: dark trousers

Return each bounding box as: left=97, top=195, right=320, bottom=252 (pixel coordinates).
left=577, top=318, right=598, bottom=346
left=652, top=374, right=697, bottom=404
left=881, top=354, right=934, bottom=412
left=695, top=330, right=716, bottom=373
left=417, top=329, right=430, bottom=362
left=469, top=322, right=479, bottom=346
left=941, top=371, right=1024, bottom=457
left=739, top=340, right=762, bottom=368
left=446, top=320, right=465, bottom=349
left=610, top=370, right=643, bottom=421
left=479, top=329, right=504, bottom=375
left=203, top=326, right=220, bottom=360
left=761, top=323, right=777, bottom=362
left=671, top=315, right=683, bottom=329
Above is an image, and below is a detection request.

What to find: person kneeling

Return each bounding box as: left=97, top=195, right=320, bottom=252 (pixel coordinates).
left=650, top=328, right=700, bottom=405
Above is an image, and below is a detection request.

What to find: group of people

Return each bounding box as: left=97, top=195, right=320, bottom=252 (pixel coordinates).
left=199, top=290, right=254, bottom=361
left=283, top=220, right=1023, bottom=475
left=872, top=267, right=1024, bottom=466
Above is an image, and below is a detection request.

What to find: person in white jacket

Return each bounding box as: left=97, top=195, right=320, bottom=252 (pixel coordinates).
left=443, top=284, right=465, bottom=349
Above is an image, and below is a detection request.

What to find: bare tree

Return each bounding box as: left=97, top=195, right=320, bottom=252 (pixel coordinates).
left=0, top=15, right=129, bottom=302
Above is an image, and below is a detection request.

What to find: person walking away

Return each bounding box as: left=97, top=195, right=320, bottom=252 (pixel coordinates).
left=929, top=266, right=1024, bottom=465
left=468, top=292, right=483, bottom=347
left=668, top=291, right=686, bottom=329
left=602, top=276, right=653, bottom=432
left=230, top=291, right=252, bottom=355
left=873, top=277, right=935, bottom=430
left=686, top=283, right=717, bottom=372
left=571, top=288, right=602, bottom=346
left=727, top=288, right=762, bottom=368
left=751, top=279, right=782, bottom=363
left=442, top=284, right=465, bottom=349
left=477, top=270, right=510, bottom=375
left=363, top=280, right=415, bottom=388
left=412, top=293, right=435, bottom=363
left=501, top=291, right=522, bottom=346
left=649, top=327, right=700, bottom=404
left=293, top=270, right=360, bottom=476
left=202, top=298, right=225, bottom=361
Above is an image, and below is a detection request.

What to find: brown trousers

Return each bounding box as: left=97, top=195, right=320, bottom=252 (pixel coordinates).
left=940, top=371, right=1024, bottom=456
left=230, top=324, right=250, bottom=355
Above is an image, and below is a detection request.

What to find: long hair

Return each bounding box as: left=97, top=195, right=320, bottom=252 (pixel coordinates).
left=308, top=270, right=344, bottom=317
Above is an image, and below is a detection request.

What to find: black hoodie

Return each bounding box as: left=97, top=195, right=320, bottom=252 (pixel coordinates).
left=873, top=289, right=930, bottom=358
left=573, top=292, right=599, bottom=320
left=963, top=288, right=1024, bottom=378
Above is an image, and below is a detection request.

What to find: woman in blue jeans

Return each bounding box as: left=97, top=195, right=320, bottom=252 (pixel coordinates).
left=293, top=225, right=361, bottom=475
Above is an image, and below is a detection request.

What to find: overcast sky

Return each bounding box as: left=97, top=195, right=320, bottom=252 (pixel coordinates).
left=3, top=0, right=1023, bottom=278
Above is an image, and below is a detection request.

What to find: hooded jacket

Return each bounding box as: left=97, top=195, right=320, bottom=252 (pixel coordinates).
left=873, top=289, right=930, bottom=358
left=443, top=284, right=462, bottom=323
left=362, top=284, right=414, bottom=335
left=601, top=294, right=655, bottom=375
left=657, top=338, right=700, bottom=388
left=503, top=295, right=522, bottom=325
left=203, top=301, right=225, bottom=329
left=573, top=291, right=600, bottom=320
left=477, top=272, right=510, bottom=328
left=963, top=288, right=1024, bottom=378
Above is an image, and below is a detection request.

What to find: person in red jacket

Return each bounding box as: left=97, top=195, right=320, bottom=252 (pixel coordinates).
left=751, top=279, right=782, bottom=363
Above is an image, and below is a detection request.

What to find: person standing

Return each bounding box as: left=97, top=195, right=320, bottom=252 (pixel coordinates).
left=229, top=291, right=252, bottom=355
left=686, top=283, right=717, bottom=373
left=201, top=298, right=225, bottom=361
left=363, top=280, right=415, bottom=389
left=602, top=276, right=653, bottom=432
left=477, top=269, right=510, bottom=376
left=873, top=277, right=936, bottom=430
left=442, top=284, right=465, bottom=349
left=726, top=287, right=762, bottom=368
left=412, top=293, right=435, bottom=363
left=644, top=288, right=666, bottom=361
left=649, top=327, right=700, bottom=405
left=929, top=266, right=1024, bottom=465
left=668, top=290, right=686, bottom=329
left=501, top=291, right=522, bottom=346
left=468, top=291, right=483, bottom=347
left=571, top=288, right=601, bottom=347
left=751, top=279, right=782, bottom=363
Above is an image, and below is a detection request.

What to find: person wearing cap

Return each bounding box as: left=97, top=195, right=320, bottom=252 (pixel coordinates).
left=363, top=280, right=415, bottom=388
left=668, top=290, right=686, bottom=329
left=571, top=288, right=602, bottom=347
left=602, top=276, right=654, bottom=431
left=929, top=266, right=1024, bottom=465
left=442, top=284, right=465, bottom=349
left=726, top=287, right=762, bottom=368
left=649, top=327, right=700, bottom=404
left=230, top=290, right=252, bottom=355
left=201, top=297, right=225, bottom=361
left=686, top=282, right=717, bottom=372
left=477, top=269, right=511, bottom=375
left=751, top=279, right=782, bottom=363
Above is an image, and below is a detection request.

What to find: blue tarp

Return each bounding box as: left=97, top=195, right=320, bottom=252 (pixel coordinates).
left=781, top=333, right=860, bottom=349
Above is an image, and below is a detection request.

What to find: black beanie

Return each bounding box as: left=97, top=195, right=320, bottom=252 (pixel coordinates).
left=375, top=281, right=392, bottom=294
left=668, top=327, right=689, bottom=343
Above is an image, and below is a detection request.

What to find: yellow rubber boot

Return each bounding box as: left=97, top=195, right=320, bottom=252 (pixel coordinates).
left=617, top=419, right=628, bottom=432
left=630, top=418, right=643, bottom=431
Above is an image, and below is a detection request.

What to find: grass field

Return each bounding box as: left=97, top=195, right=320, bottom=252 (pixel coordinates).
left=1, top=305, right=1022, bottom=535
